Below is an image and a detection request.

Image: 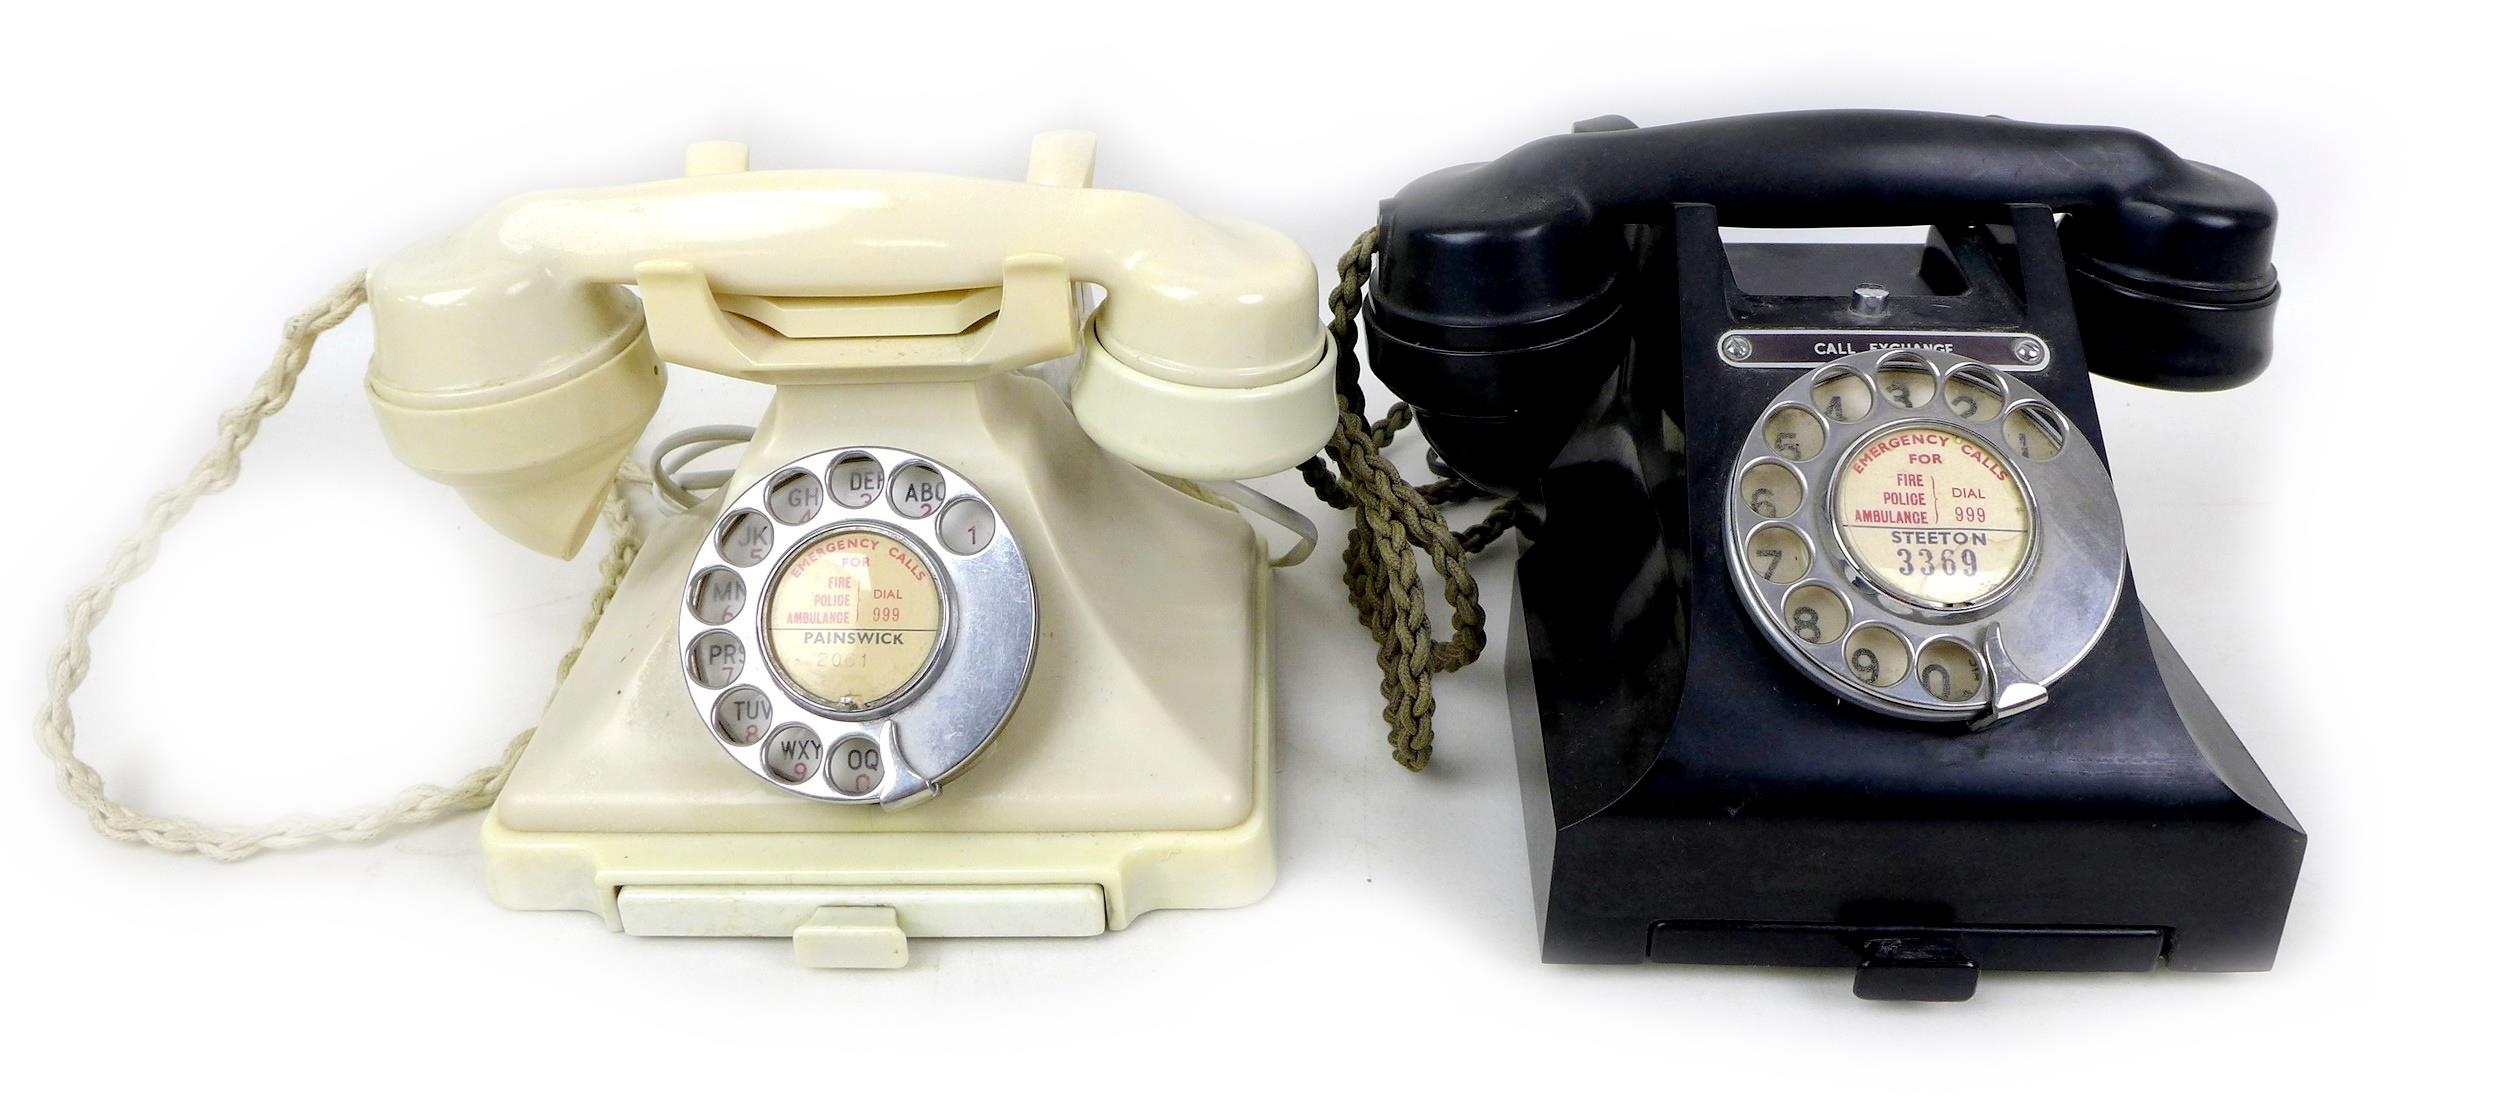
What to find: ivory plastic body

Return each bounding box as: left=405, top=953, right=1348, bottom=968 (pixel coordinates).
left=485, top=376, right=1278, bottom=961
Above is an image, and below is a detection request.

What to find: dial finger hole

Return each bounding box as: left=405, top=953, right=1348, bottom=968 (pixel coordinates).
left=888, top=462, right=945, bottom=520
left=1876, top=366, right=1938, bottom=410
left=718, top=509, right=773, bottom=568
left=1842, top=624, right=1911, bottom=688
left=1916, top=639, right=1985, bottom=703
left=1745, top=524, right=1810, bottom=584
left=1941, top=366, right=2007, bottom=421
left=2006, top=402, right=2068, bottom=461
left=1782, top=583, right=1847, bottom=646
left=762, top=724, right=823, bottom=783
left=825, top=735, right=886, bottom=797
left=768, top=470, right=825, bottom=525
left=1810, top=371, right=1874, bottom=423
left=712, top=687, right=770, bottom=747
left=1761, top=405, right=1826, bottom=463
left=689, top=568, right=746, bottom=625
left=1740, top=461, right=1805, bottom=519
left=938, top=497, right=998, bottom=554
left=828, top=454, right=884, bottom=509
left=688, top=630, right=744, bottom=689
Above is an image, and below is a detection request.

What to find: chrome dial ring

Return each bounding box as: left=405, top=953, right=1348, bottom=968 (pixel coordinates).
left=1725, top=348, right=2126, bottom=725
left=677, top=447, right=1035, bottom=805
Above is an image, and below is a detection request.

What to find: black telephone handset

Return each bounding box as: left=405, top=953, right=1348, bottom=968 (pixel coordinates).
left=1361, top=111, right=2302, bottom=1000
left=1369, top=110, right=2279, bottom=493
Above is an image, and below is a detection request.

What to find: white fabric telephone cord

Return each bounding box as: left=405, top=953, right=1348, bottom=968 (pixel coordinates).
left=32, top=273, right=650, bottom=861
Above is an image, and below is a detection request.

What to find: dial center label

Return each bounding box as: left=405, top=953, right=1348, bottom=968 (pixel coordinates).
left=765, top=529, right=943, bottom=709
left=1833, top=426, right=2032, bottom=606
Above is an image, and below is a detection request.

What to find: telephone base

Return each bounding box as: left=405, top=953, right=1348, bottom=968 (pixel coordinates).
left=477, top=374, right=1281, bottom=966
left=1512, top=586, right=2304, bottom=999
left=477, top=580, right=1274, bottom=967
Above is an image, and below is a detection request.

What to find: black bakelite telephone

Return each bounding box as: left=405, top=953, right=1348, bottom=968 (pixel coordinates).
left=1351, top=110, right=2304, bottom=1000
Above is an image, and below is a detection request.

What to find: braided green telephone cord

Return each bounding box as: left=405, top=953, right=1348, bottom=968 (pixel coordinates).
left=31, top=274, right=650, bottom=860
left=1297, top=229, right=1526, bottom=769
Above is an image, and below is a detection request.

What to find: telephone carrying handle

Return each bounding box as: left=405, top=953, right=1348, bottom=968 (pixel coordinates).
left=1365, top=110, right=2281, bottom=400
left=632, top=133, right=1097, bottom=381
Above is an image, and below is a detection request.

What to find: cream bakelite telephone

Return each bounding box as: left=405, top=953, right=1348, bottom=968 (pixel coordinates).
left=38, top=133, right=1333, bottom=967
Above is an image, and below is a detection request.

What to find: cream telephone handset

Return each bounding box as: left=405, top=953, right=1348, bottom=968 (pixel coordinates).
left=39, top=134, right=1330, bottom=964
left=366, top=133, right=1328, bottom=557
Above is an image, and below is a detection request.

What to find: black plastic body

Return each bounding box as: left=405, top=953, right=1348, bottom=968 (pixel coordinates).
left=1363, top=114, right=2304, bottom=998
left=1505, top=207, right=2302, bottom=994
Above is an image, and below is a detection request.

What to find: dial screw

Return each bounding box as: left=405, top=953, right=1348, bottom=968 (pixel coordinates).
left=2011, top=337, right=2045, bottom=364
left=1722, top=335, right=1755, bottom=361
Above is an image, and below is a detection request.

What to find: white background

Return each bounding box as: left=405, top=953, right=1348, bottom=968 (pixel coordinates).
left=4, top=2, right=2485, bottom=1100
